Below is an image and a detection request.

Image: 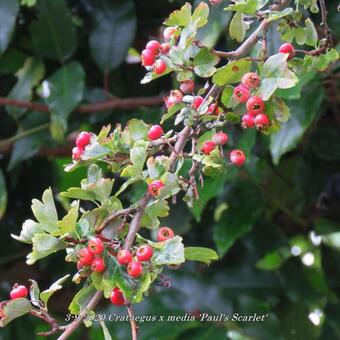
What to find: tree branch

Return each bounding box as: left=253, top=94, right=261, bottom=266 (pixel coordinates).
left=126, top=303, right=139, bottom=340
left=319, top=0, right=333, bottom=46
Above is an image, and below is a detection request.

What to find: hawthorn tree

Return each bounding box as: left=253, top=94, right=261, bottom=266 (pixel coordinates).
left=0, top=0, right=338, bottom=339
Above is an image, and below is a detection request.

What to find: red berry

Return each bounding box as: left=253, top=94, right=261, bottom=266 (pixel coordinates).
left=201, top=141, right=216, bottom=155
left=246, top=96, right=265, bottom=115
left=77, top=261, right=84, bottom=270
left=242, top=114, right=255, bottom=128
left=127, top=260, right=143, bottom=278
left=91, top=257, right=106, bottom=273
left=180, top=80, right=195, bottom=93
left=72, top=146, right=84, bottom=161
left=153, top=59, right=167, bottom=74
left=78, top=247, right=94, bottom=266
left=208, top=103, right=220, bottom=115
left=157, top=227, right=175, bottom=242
left=160, top=43, right=171, bottom=54
left=279, top=43, right=295, bottom=60
left=145, top=40, right=160, bottom=55
left=136, top=245, right=153, bottom=262
left=148, top=180, right=165, bottom=198
left=233, top=85, right=250, bottom=103
left=230, top=150, right=246, bottom=166
left=192, top=96, right=204, bottom=110
left=241, top=73, right=261, bottom=89
left=148, top=125, right=164, bottom=140
left=164, top=96, right=175, bottom=109
left=169, top=90, right=183, bottom=104
left=141, top=49, right=155, bottom=67
left=10, top=285, right=28, bottom=300
left=88, top=238, right=104, bottom=255
left=110, top=287, right=125, bottom=305
left=117, top=249, right=132, bottom=266
left=212, top=132, right=228, bottom=145
left=254, top=113, right=270, bottom=129
left=76, top=131, right=91, bottom=148
left=163, top=27, right=177, bottom=41
left=209, top=0, right=222, bottom=4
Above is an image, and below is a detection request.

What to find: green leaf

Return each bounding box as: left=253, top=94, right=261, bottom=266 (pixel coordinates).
left=40, top=275, right=70, bottom=309
left=27, top=233, right=66, bottom=265
left=224, top=0, right=259, bottom=15
left=259, top=53, right=298, bottom=100
left=29, top=0, right=77, bottom=62
left=100, top=321, right=112, bottom=340
left=270, top=96, right=290, bottom=122
left=6, top=58, right=45, bottom=118
left=150, top=236, right=185, bottom=266
left=256, top=248, right=291, bottom=270
left=184, top=247, right=219, bottom=265
left=304, top=18, right=318, bottom=47
left=82, top=142, right=110, bottom=160
left=213, top=181, right=263, bottom=256
left=191, top=2, right=209, bottom=28
left=128, top=119, right=148, bottom=141
left=89, top=0, right=136, bottom=73
left=75, top=219, right=90, bottom=239
left=265, top=7, right=293, bottom=22
left=141, top=199, right=170, bottom=229
left=164, top=2, right=192, bottom=26
left=0, top=0, right=19, bottom=56
left=55, top=202, right=79, bottom=236
left=0, top=168, right=7, bottom=219
left=11, top=219, right=43, bottom=244
left=213, top=59, right=252, bottom=85
left=44, top=62, right=85, bottom=139
left=0, top=298, right=31, bottom=327
left=229, top=12, right=248, bottom=42
left=69, top=284, right=96, bottom=315
left=193, top=48, right=219, bottom=77
left=270, top=81, right=324, bottom=164
left=61, top=188, right=96, bottom=203
left=31, top=188, right=58, bottom=233
left=29, top=279, right=41, bottom=308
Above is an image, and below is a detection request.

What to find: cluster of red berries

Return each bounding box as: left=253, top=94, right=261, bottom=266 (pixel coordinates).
left=201, top=131, right=246, bottom=166
left=232, top=73, right=269, bottom=130
left=9, top=284, right=28, bottom=300
left=72, top=131, right=91, bottom=161
left=141, top=27, right=177, bottom=75
left=77, top=237, right=106, bottom=273
left=191, top=95, right=221, bottom=115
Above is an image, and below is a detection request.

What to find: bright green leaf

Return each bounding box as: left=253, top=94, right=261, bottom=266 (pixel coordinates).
left=213, top=59, right=252, bottom=85
left=184, top=247, right=219, bottom=265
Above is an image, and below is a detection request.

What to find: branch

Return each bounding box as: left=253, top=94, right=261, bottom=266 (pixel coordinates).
left=126, top=303, right=139, bottom=340
left=319, top=0, right=333, bottom=46
left=57, top=290, right=103, bottom=340
left=0, top=95, right=163, bottom=114
left=95, top=207, right=134, bottom=234
left=30, top=309, right=66, bottom=336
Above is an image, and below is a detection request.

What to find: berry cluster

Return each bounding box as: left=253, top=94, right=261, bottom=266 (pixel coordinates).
left=72, top=131, right=91, bottom=161
left=77, top=237, right=106, bottom=273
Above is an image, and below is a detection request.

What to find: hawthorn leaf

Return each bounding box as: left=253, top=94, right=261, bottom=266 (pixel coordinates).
left=164, top=3, right=192, bottom=27
left=0, top=299, right=31, bottom=327
left=31, top=188, right=58, bottom=233
left=61, top=188, right=97, bottom=203
left=213, top=59, right=252, bottom=85
left=82, top=142, right=110, bottom=160
left=11, top=219, right=43, bottom=244
left=259, top=53, right=298, bottom=100
left=29, top=279, right=41, bottom=308
left=191, top=2, right=209, bottom=28
left=0, top=0, right=19, bottom=56
left=150, top=236, right=185, bottom=266
left=100, top=321, right=113, bottom=340
left=265, top=7, right=293, bottom=22
left=69, top=284, right=96, bottom=315
left=55, top=201, right=79, bottom=236
left=27, top=233, right=66, bottom=265
left=40, top=275, right=70, bottom=309
left=193, top=47, right=219, bottom=77
left=29, top=0, right=77, bottom=62
left=128, top=119, right=148, bottom=141
left=184, top=247, right=219, bottom=265
left=229, top=12, right=248, bottom=42
left=224, top=0, right=259, bottom=15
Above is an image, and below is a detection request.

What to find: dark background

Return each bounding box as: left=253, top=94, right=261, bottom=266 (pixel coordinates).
left=0, top=0, right=339, bottom=339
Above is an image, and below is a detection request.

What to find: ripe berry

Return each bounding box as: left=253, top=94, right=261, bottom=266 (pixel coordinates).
left=88, top=238, right=104, bottom=255
left=76, top=131, right=91, bottom=148
left=242, top=114, right=255, bottom=128
left=279, top=43, right=295, bottom=60
left=212, top=132, right=228, bottom=145
left=136, top=245, right=154, bottom=262
left=91, top=257, right=106, bottom=273
left=77, top=261, right=84, bottom=270
left=229, top=150, right=246, bottom=166
left=233, top=85, right=250, bottom=103
left=153, top=59, right=167, bottom=74
left=246, top=96, right=265, bottom=115
left=192, top=96, right=204, bottom=110
left=72, top=146, right=84, bottom=161
left=148, top=180, right=165, bottom=197
left=201, top=141, right=216, bottom=155
left=145, top=40, right=160, bottom=54
left=141, top=49, right=155, bottom=67
left=180, top=79, right=195, bottom=93
left=254, top=113, right=270, bottom=129
left=117, top=249, right=133, bottom=266
left=160, top=43, right=171, bottom=54
left=241, top=72, right=261, bottom=89
left=209, top=0, right=222, bottom=4
left=110, top=287, right=125, bottom=305
left=148, top=125, right=164, bottom=140
left=78, top=247, right=94, bottom=266
left=157, top=227, right=175, bottom=242
left=10, top=285, right=28, bottom=300
left=208, top=103, right=220, bottom=115
left=163, top=27, right=177, bottom=41
left=127, top=260, right=143, bottom=278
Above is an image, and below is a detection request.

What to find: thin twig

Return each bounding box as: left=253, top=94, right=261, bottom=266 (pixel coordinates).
left=319, top=0, right=333, bottom=46
left=126, top=303, right=139, bottom=340
left=30, top=309, right=66, bottom=336
left=95, top=207, right=134, bottom=234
